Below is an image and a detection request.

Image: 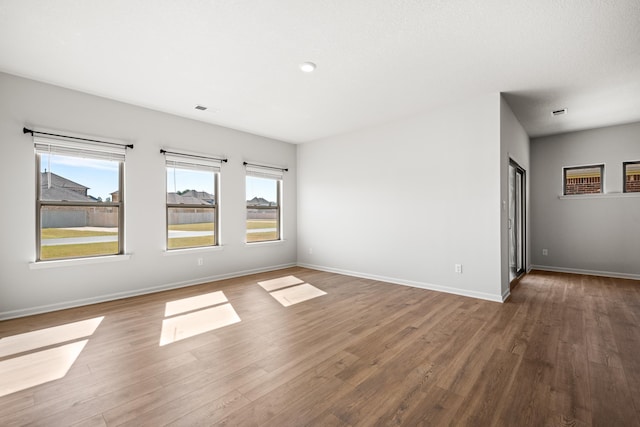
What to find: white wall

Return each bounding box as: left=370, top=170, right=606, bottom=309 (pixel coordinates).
left=0, top=72, right=297, bottom=319
left=530, top=121, right=640, bottom=279
left=297, top=93, right=506, bottom=301
left=500, top=96, right=530, bottom=296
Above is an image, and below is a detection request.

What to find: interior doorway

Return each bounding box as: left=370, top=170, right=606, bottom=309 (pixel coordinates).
left=509, top=160, right=526, bottom=282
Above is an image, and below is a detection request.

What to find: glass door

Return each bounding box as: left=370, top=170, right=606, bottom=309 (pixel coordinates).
left=509, top=160, right=526, bottom=282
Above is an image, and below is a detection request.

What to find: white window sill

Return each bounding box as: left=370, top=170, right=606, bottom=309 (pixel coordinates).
left=559, top=192, right=640, bottom=200
left=245, top=239, right=286, bottom=247
left=29, top=254, right=132, bottom=270
left=163, top=245, right=225, bottom=256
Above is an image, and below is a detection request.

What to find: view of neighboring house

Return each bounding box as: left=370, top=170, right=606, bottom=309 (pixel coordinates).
left=166, top=190, right=214, bottom=205
left=180, top=190, right=215, bottom=204
left=40, top=171, right=96, bottom=202
left=44, top=175, right=264, bottom=206
left=40, top=172, right=117, bottom=228
left=246, top=196, right=277, bottom=221
left=247, top=196, right=275, bottom=206
left=111, top=190, right=215, bottom=205
left=627, top=163, right=640, bottom=192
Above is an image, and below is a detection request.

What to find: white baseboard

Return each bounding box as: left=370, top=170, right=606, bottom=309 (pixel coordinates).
left=531, top=265, right=640, bottom=281
left=297, top=262, right=506, bottom=303
left=0, top=263, right=297, bottom=320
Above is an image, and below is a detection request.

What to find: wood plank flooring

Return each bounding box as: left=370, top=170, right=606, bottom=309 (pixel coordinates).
left=1, top=267, right=640, bottom=426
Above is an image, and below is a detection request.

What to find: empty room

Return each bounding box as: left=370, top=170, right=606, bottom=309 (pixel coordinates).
left=1, top=1, right=639, bottom=425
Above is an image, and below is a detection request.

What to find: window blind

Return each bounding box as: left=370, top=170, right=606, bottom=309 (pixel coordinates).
left=33, top=135, right=128, bottom=161
left=245, top=163, right=285, bottom=179
left=162, top=150, right=224, bottom=172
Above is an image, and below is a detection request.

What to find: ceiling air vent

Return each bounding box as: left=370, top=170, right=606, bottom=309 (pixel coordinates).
left=194, top=105, right=208, bottom=111
left=551, top=108, right=567, bottom=116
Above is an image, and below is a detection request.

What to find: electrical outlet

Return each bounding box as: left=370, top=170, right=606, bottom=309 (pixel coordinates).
left=542, top=249, right=548, bottom=256
left=197, top=257, right=204, bottom=266
left=309, top=247, right=313, bottom=255
left=455, top=264, right=463, bottom=274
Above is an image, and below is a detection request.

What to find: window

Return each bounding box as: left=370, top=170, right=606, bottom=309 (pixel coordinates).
left=563, top=164, right=604, bottom=195
left=624, top=161, right=640, bottom=193
left=164, top=150, right=221, bottom=250
left=245, top=164, right=283, bottom=243
left=34, top=134, right=127, bottom=261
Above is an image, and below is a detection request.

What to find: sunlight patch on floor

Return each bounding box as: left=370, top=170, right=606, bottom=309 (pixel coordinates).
left=269, top=283, right=327, bottom=307
left=0, top=316, right=103, bottom=397
left=0, top=340, right=88, bottom=397
left=258, top=276, right=327, bottom=307
left=0, top=316, right=103, bottom=358
left=160, top=291, right=240, bottom=346
left=164, top=291, right=228, bottom=317
left=257, top=275, right=304, bottom=292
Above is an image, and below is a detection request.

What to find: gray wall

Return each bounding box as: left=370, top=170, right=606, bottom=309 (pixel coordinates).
left=0, top=72, right=297, bottom=319
left=500, top=97, right=530, bottom=294
left=530, top=121, right=640, bottom=279
left=0, top=71, right=533, bottom=317
left=298, top=93, right=507, bottom=302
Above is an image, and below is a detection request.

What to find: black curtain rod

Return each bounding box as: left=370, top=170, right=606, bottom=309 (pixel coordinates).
left=24, top=127, right=134, bottom=149
left=243, top=161, right=288, bottom=172
left=160, top=149, right=228, bottom=163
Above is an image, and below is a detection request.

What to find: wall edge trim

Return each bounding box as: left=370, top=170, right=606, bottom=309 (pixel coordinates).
left=298, top=262, right=505, bottom=303
left=0, top=262, right=297, bottom=320
left=531, top=265, right=640, bottom=281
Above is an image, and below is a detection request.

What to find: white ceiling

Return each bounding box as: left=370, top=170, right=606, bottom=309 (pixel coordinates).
left=1, top=0, right=639, bottom=143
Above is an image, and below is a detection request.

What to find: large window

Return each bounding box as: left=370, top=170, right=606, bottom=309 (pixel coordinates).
left=624, top=161, right=640, bottom=193
left=563, top=164, right=604, bottom=195
left=34, top=134, right=127, bottom=261
left=164, top=150, right=221, bottom=250
left=245, top=164, right=283, bottom=243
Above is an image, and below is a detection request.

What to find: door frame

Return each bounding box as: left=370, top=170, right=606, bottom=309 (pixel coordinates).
left=509, top=159, right=526, bottom=282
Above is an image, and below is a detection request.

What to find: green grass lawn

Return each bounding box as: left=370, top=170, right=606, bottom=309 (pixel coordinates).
left=246, top=220, right=278, bottom=242
left=168, top=235, right=216, bottom=249
left=246, top=231, right=278, bottom=243
left=169, top=221, right=277, bottom=230
left=168, top=223, right=214, bottom=231
left=246, top=220, right=277, bottom=230
left=168, top=222, right=215, bottom=249
left=41, top=228, right=118, bottom=238
left=41, top=227, right=119, bottom=259
left=41, top=221, right=280, bottom=258
left=40, top=242, right=118, bottom=260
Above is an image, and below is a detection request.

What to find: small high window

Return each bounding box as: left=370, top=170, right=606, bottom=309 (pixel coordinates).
left=624, top=161, right=640, bottom=193
left=563, top=164, right=604, bottom=195
left=164, top=150, right=222, bottom=250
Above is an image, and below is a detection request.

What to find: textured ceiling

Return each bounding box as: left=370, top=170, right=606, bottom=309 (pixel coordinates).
left=0, top=0, right=639, bottom=143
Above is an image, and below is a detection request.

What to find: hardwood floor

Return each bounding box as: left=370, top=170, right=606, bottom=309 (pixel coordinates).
left=1, top=267, right=640, bottom=426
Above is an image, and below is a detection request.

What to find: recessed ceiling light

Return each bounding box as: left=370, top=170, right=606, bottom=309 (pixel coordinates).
left=551, top=108, right=568, bottom=116
left=195, top=105, right=208, bottom=111
left=299, top=62, right=316, bottom=73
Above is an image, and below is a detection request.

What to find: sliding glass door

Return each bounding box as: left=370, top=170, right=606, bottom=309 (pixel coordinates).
left=509, top=160, right=526, bottom=282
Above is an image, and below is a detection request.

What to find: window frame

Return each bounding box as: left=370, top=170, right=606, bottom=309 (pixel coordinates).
left=35, top=151, right=125, bottom=262
left=563, top=164, right=604, bottom=196
left=623, top=161, right=640, bottom=193
left=246, top=176, right=282, bottom=243
left=245, top=163, right=284, bottom=244
left=164, top=153, right=221, bottom=251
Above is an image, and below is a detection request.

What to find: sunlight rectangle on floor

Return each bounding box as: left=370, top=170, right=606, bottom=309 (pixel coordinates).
left=159, top=303, right=241, bottom=346
left=164, top=291, right=228, bottom=317
left=269, top=283, right=327, bottom=307
left=0, top=317, right=103, bottom=358
left=257, top=275, right=304, bottom=292
left=0, top=340, right=88, bottom=397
